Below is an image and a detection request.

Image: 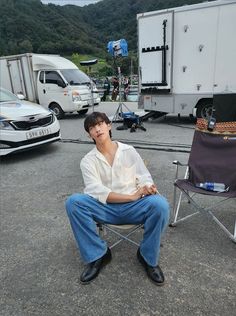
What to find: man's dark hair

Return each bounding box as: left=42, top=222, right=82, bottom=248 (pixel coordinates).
left=84, top=112, right=112, bottom=138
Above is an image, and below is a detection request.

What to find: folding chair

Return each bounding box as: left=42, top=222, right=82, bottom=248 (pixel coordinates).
left=170, top=113, right=236, bottom=243
left=97, top=223, right=143, bottom=249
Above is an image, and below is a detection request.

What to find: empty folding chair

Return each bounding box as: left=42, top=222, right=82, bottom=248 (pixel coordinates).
left=170, top=95, right=236, bottom=243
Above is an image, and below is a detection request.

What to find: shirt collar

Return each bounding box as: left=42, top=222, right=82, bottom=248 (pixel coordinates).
left=93, top=141, right=129, bottom=162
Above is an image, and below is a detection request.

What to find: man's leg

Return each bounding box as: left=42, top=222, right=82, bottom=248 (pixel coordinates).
left=121, top=194, right=169, bottom=267
left=65, top=193, right=169, bottom=284
left=65, top=193, right=122, bottom=263
left=120, top=194, right=169, bottom=285
left=140, top=195, right=169, bottom=267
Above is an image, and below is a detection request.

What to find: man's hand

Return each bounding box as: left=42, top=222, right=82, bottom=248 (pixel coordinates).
left=107, top=185, right=158, bottom=203
left=145, top=184, right=158, bottom=195
left=132, top=184, right=158, bottom=201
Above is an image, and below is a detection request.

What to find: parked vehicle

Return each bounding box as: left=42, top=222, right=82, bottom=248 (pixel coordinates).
left=0, top=53, right=100, bottom=119
left=0, top=87, right=61, bottom=156
left=137, top=0, right=236, bottom=119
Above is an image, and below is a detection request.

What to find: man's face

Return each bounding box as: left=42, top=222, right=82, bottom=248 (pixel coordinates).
left=88, top=120, right=111, bottom=143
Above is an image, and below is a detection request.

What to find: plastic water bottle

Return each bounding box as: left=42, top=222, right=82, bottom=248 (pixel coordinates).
left=196, top=182, right=227, bottom=192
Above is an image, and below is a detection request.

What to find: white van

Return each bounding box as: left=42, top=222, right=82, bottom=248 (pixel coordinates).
left=0, top=53, right=100, bottom=118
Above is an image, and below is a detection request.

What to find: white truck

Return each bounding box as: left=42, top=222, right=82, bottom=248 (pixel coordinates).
left=0, top=53, right=100, bottom=118
left=137, top=0, right=236, bottom=119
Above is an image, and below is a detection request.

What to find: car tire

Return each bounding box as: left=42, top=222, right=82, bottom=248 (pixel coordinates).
left=50, top=103, right=64, bottom=119
left=196, top=101, right=214, bottom=119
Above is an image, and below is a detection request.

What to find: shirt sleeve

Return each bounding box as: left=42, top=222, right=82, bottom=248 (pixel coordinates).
left=131, top=147, right=154, bottom=187
left=80, top=157, right=111, bottom=204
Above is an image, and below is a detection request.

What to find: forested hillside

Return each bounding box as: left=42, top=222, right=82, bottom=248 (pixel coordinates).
left=0, top=0, right=210, bottom=57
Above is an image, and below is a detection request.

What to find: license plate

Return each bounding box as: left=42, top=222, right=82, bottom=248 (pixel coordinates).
left=88, top=99, right=95, bottom=106
left=26, top=127, right=51, bottom=140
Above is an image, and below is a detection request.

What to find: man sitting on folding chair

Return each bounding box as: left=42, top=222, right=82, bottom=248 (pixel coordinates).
left=66, top=112, right=169, bottom=285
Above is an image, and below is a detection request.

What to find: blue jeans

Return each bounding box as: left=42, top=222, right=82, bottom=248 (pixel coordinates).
left=65, top=194, right=169, bottom=267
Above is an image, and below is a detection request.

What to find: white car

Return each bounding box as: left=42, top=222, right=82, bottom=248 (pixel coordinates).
left=0, top=87, right=61, bottom=156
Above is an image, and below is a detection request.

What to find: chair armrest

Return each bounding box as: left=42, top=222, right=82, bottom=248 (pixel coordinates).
left=173, top=160, right=188, bottom=166
left=173, top=160, right=189, bottom=181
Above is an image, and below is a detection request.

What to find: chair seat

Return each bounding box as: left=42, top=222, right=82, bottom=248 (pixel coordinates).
left=175, top=179, right=236, bottom=198
left=106, top=224, right=140, bottom=230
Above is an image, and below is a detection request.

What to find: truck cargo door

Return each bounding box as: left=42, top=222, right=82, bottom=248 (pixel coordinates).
left=6, top=59, right=27, bottom=96
left=138, top=11, right=173, bottom=93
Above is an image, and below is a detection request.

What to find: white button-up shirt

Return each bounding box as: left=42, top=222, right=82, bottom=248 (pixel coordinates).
left=80, top=141, right=154, bottom=204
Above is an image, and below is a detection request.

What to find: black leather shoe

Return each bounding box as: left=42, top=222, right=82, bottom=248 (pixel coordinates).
left=80, top=248, right=112, bottom=284
left=137, top=248, right=165, bottom=286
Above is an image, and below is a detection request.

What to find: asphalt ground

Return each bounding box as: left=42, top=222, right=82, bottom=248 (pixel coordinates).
left=0, top=102, right=235, bottom=316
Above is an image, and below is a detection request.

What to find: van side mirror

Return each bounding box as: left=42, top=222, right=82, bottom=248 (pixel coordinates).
left=57, top=80, right=66, bottom=88
left=17, top=93, right=26, bottom=100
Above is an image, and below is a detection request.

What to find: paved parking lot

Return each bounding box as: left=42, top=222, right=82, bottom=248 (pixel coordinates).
left=0, top=102, right=235, bottom=316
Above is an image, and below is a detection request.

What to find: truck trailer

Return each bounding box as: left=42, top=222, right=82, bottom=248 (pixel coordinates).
left=137, top=0, right=236, bottom=119
left=0, top=53, right=100, bottom=118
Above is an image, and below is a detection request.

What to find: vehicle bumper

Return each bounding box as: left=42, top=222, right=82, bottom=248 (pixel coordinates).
left=88, top=96, right=101, bottom=106
left=0, top=122, right=61, bottom=156
left=73, top=100, right=90, bottom=111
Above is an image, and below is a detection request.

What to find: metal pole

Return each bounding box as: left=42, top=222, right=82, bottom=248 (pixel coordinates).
left=162, top=19, right=167, bottom=85
left=90, top=80, right=94, bottom=112
left=130, top=57, right=133, bottom=86
left=118, top=66, right=122, bottom=106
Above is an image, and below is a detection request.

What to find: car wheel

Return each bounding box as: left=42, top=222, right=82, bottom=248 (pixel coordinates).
left=50, top=103, right=64, bottom=119
left=77, top=109, right=88, bottom=115
left=196, top=101, right=214, bottom=119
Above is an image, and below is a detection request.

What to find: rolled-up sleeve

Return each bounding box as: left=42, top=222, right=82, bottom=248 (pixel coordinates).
left=80, top=157, right=111, bottom=204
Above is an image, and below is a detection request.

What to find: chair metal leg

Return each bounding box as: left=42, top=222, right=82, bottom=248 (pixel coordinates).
left=234, top=220, right=236, bottom=243
left=177, top=189, right=236, bottom=243
left=97, top=223, right=107, bottom=236
left=97, top=223, right=143, bottom=248
left=106, top=225, right=142, bottom=248
left=208, top=210, right=236, bottom=243
left=170, top=166, right=191, bottom=226
left=173, top=188, right=185, bottom=224
left=170, top=190, right=200, bottom=226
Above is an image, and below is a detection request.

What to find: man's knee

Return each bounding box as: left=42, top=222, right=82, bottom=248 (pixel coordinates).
left=65, top=193, right=83, bottom=216
left=148, top=195, right=170, bottom=220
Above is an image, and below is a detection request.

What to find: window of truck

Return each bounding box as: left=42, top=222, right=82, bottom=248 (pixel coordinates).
left=45, top=71, right=62, bottom=84
left=60, top=69, right=90, bottom=86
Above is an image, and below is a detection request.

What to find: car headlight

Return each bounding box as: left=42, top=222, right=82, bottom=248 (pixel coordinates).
left=72, top=91, right=82, bottom=102
left=0, top=121, right=14, bottom=130
left=49, top=112, right=56, bottom=122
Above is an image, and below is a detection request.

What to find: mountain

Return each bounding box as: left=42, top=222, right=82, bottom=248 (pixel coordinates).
left=0, top=0, right=211, bottom=57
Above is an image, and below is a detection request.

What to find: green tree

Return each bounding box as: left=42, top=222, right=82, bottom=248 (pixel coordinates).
left=0, top=0, right=210, bottom=70
left=18, top=40, right=33, bottom=53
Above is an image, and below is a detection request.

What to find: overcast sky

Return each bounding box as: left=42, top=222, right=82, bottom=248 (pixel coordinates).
left=41, top=0, right=101, bottom=6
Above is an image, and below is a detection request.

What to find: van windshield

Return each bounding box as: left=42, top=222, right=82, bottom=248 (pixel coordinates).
left=61, top=69, right=90, bottom=86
